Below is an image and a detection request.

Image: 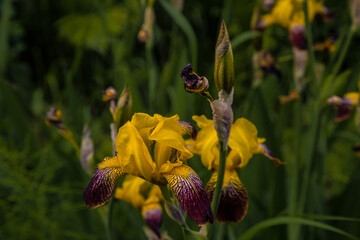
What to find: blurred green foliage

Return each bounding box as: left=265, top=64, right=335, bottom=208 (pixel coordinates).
left=1, top=0, right=360, bottom=239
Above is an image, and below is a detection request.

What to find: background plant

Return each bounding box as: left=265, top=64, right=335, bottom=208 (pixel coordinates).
left=1, top=0, right=360, bottom=239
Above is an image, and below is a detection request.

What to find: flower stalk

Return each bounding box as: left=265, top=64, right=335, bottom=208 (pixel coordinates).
left=210, top=142, right=228, bottom=216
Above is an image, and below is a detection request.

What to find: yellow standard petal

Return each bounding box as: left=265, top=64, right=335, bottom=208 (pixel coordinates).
left=114, top=121, right=156, bottom=181
left=130, top=113, right=159, bottom=150
left=191, top=115, right=219, bottom=170
left=150, top=114, right=193, bottom=168
left=228, top=118, right=260, bottom=168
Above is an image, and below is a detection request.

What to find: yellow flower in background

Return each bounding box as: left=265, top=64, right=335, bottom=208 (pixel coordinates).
left=186, top=115, right=283, bottom=222
left=115, top=175, right=163, bottom=237
left=256, top=0, right=331, bottom=49
left=261, top=0, right=324, bottom=29
left=84, top=113, right=213, bottom=225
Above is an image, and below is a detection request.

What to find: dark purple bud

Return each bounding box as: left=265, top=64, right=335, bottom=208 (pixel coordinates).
left=289, top=24, right=307, bottom=50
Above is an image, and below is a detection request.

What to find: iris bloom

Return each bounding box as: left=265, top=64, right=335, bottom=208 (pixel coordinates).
left=186, top=115, right=282, bottom=222
left=115, top=175, right=163, bottom=237
left=84, top=113, right=213, bottom=225
left=256, top=0, right=330, bottom=49
left=327, top=92, right=360, bottom=122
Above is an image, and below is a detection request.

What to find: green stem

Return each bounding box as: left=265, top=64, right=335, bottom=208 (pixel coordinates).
left=287, top=99, right=302, bottom=240
left=211, top=143, right=227, bottom=216
left=207, top=142, right=227, bottom=239
left=299, top=107, right=320, bottom=211
left=331, top=27, right=355, bottom=80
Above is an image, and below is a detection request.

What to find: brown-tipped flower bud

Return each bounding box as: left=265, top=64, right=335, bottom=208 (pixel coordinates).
left=81, top=124, right=94, bottom=175
left=180, top=64, right=209, bottom=93
left=102, top=87, right=117, bottom=102
left=138, top=6, right=155, bottom=43
left=45, top=107, right=65, bottom=130
left=210, top=88, right=234, bottom=149
left=293, top=47, right=308, bottom=91
left=214, top=20, right=234, bottom=94
left=115, top=85, right=132, bottom=128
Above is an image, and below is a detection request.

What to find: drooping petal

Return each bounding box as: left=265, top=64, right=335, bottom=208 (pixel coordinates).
left=228, top=118, right=260, bottom=168
left=114, top=121, right=156, bottom=181
left=163, top=165, right=214, bottom=225
left=83, top=157, right=124, bottom=208
left=191, top=115, right=219, bottom=170
left=334, top=104, right=355, bottom=122
left=142, top=187, right=163, bottom=237
left=206, top=170, right=248, bottom=222
left=256, top=143, right=284, bottom=166
left=142, top=207, right=162, bottom=238
left=179, top=121, right=197, bottom=139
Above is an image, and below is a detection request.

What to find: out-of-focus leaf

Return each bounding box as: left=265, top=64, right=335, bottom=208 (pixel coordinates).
left=238, top=217, right=360, bottom=240
left=158, top=0, right=198, bottom=68
left=319, top=70, right=351, bottom=106
left=56, top=7, right=127, bottom=54
left=231, top=31, right=261, bottom=50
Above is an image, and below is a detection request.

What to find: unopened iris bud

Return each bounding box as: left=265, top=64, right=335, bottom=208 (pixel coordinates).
left=210, top=89, right=234, bottom=149
left=103, top=85, right=132, bottom=128
left=164, top=201, right=186, bottom=225
left=45, top=107, right=65, bottom=130
left=81, top=124, right=94, bottom=175
left=351, top=0, right=360, bottom=29
left=102, top=87, right=117, bottom=115
left=293, top=47, right=308, bottom=91
left=180, top=64, right=209, bottom=94
left=116, top=85, right=132, bottom=127
left=214, top=20, right=234, bottom=95
left=138, top=4, right=155, bottom=43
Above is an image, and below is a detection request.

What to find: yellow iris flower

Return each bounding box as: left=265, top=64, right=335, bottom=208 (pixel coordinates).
left=261, top=0, right=325, bottom=30
left=257, top=0, right=329, bottom=50
left=83, top=113, right=213, bottom=225
left=186, top=115, right=282, bottom=222
left=115, top=175, right=163, bottom=237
